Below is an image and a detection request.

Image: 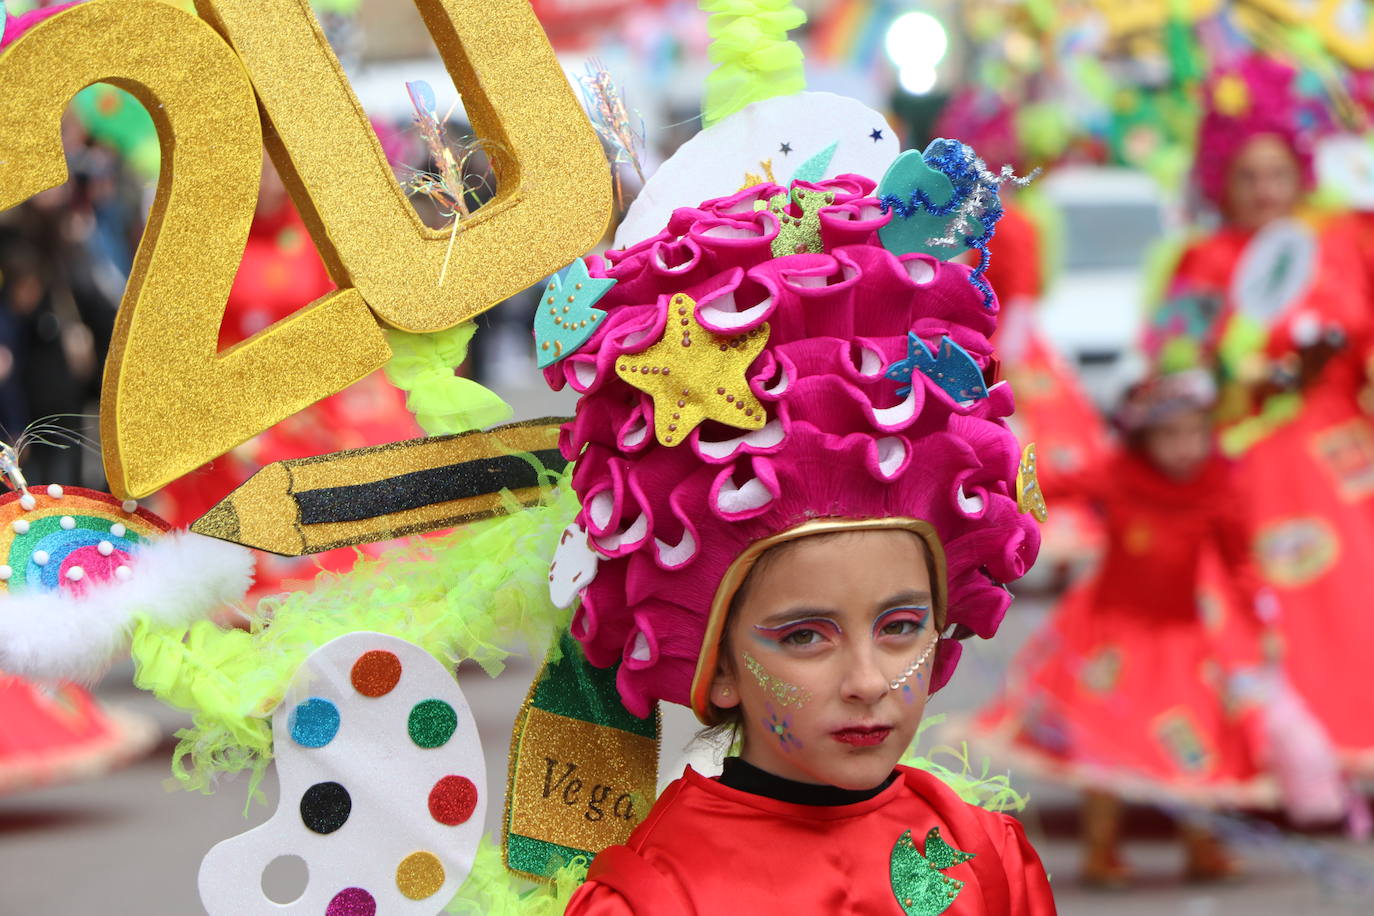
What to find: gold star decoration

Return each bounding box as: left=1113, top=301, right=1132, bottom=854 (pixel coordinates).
left=1016, top=442, right=1048, bottom=523
left=615, top=293, right=770, bottom=446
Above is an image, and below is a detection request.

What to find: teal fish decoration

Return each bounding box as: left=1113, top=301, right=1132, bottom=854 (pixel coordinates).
left=890, top=827, right=976, bottom=916
left=533, top=259, right=615, bottom=368
left=885, top=332, right=989, bottom=402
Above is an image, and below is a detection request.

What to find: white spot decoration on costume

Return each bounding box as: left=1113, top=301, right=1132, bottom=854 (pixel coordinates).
left=199, top=632, right=486, bottom=916
left=1231, top=219, right=1317, bottom=328
left=548, top=523, right=600, bottom=609
left=614, top=92, right=899, bottom=248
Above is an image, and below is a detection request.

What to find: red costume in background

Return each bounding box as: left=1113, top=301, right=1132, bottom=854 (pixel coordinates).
left=987, top=203, right=1108, bottom=564
left=1166, top=219, right=1374, bottom=770
left=566, top=765, right=1055, bottom=915
left=978, top=452, right=1273, bottom=804
left=0, top=674, right=155, bottom=794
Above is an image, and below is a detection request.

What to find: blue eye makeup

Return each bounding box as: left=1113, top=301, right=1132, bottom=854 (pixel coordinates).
left=872, top=605, right=930, bottom=639
left=752, top=616, right=842, bottom=649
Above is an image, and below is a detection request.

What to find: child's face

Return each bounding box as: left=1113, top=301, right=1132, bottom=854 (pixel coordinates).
left=710, top=529, right=937, bottom=790
left=1143, top=409, right=1212, bottom=481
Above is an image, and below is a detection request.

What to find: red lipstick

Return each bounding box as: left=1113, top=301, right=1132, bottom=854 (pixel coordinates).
left=831, top=726, right=892, bottom=747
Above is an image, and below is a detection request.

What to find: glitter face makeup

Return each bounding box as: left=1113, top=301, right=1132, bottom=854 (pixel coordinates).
left=742, top=650, right=812, bottom=708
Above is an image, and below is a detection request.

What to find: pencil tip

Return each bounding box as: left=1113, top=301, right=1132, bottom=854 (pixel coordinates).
left=192, top=500, right=241, bottom=544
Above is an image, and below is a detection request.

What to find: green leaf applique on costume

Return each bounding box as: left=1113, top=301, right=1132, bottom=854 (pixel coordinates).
left=889, top=827, right=976, bottom=916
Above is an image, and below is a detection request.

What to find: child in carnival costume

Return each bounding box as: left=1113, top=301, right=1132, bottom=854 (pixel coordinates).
left=974, top=370, right=1351, bottom=886
left=541, top=134, right=1052, bottom=910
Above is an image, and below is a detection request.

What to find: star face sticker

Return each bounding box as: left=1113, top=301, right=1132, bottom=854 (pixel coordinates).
left=885, top=332, right=989, bottom=402
left=615, top=293, right=769, bottom=446
left=533, top=259, right=615, bottom=368
left=1017, top=442, right=1048, bottom=523
left=870, top=128, right=885, bottom=142
left=779, top=142, right=793, bottom=156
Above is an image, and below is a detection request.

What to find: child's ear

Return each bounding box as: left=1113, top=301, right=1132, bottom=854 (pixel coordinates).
left=710, top=664, right=741, bottom=710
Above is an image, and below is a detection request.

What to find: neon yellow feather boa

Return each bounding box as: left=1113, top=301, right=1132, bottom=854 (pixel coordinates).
left=130, top=483, right=579, bottom=800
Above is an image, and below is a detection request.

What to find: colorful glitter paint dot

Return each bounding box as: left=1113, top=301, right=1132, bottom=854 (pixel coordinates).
left=325, top=887, right=376, bottom=916
left=288, top=697, right=340, bottom=748
left=396, top=851, right=446, bottom=900
left=350, top=650, right=402, bottom=698
left=428, top=775, right=478, bottom=826
left=408, top=699, right=457, bottom=749
left=300, top=780, right=352, bottom=834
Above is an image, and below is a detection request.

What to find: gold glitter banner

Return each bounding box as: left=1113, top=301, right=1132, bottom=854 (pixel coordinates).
left=507, top=708, right=657, bottom=855
left=505, top=633, right=659, bottom=882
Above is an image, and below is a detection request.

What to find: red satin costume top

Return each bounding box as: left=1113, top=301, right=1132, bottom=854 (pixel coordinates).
left=565, top=765, right=1056, bottom=915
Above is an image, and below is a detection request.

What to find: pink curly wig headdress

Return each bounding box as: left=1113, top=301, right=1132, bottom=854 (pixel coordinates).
left=1194, top=55, right=1317, bottom=207
left=544, top=171, right=1040, bottom=722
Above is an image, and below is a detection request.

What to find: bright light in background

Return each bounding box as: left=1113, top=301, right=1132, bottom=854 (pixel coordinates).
left=898, top=65, right=938, bottom=95
left=884, top=10, right=948, bottom=96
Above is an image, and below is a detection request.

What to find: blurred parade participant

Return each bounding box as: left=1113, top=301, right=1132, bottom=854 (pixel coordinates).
left=937, top=89, right=1109, bottom=576
left=977, top=371, right=1338, bottom=886
left=1151, top=55, right=1374, bottom=773
left=154, top=156, right=419, bottom=599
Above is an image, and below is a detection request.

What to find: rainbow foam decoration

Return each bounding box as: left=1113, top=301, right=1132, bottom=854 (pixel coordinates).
left=0, top=486, right=169, bottom=596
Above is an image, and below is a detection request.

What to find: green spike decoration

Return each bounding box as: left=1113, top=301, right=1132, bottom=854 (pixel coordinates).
left=889, top=827, right=976, bottom=916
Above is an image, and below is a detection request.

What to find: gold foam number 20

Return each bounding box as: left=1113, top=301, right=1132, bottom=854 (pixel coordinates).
left=0, top=0, right=611, bottom=498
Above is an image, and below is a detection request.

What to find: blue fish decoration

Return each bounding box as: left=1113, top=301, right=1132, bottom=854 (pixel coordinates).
left=885, top=332, right=989, bottom=402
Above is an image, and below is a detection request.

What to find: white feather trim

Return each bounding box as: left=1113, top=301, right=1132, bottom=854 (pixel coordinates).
left=0, top=531, right=254, bottom=683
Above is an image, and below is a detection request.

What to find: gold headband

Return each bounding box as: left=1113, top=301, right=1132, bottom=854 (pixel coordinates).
left=688, top=517, right=948, bottom=724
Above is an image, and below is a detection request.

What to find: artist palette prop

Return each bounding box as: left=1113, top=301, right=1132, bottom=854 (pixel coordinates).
left=199, top=632, right=485, bottom=915
left=505, top=632, right=659, bottom=882
left=0, top=0, right=610, bottom=498
left=614, top=92, right=898, bottom=248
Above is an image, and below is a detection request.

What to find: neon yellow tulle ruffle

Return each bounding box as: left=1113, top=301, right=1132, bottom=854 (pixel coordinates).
left=700, top=0, right=807, bottom=128
left=130, top=482, right=579, bottom=801
left=445, top=839, right=588, bottom=915
left=384, top=323, right=514, bottom=436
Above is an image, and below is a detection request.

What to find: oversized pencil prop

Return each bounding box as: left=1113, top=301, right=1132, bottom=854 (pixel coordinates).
left=191, top=418, right=569, bottom=556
